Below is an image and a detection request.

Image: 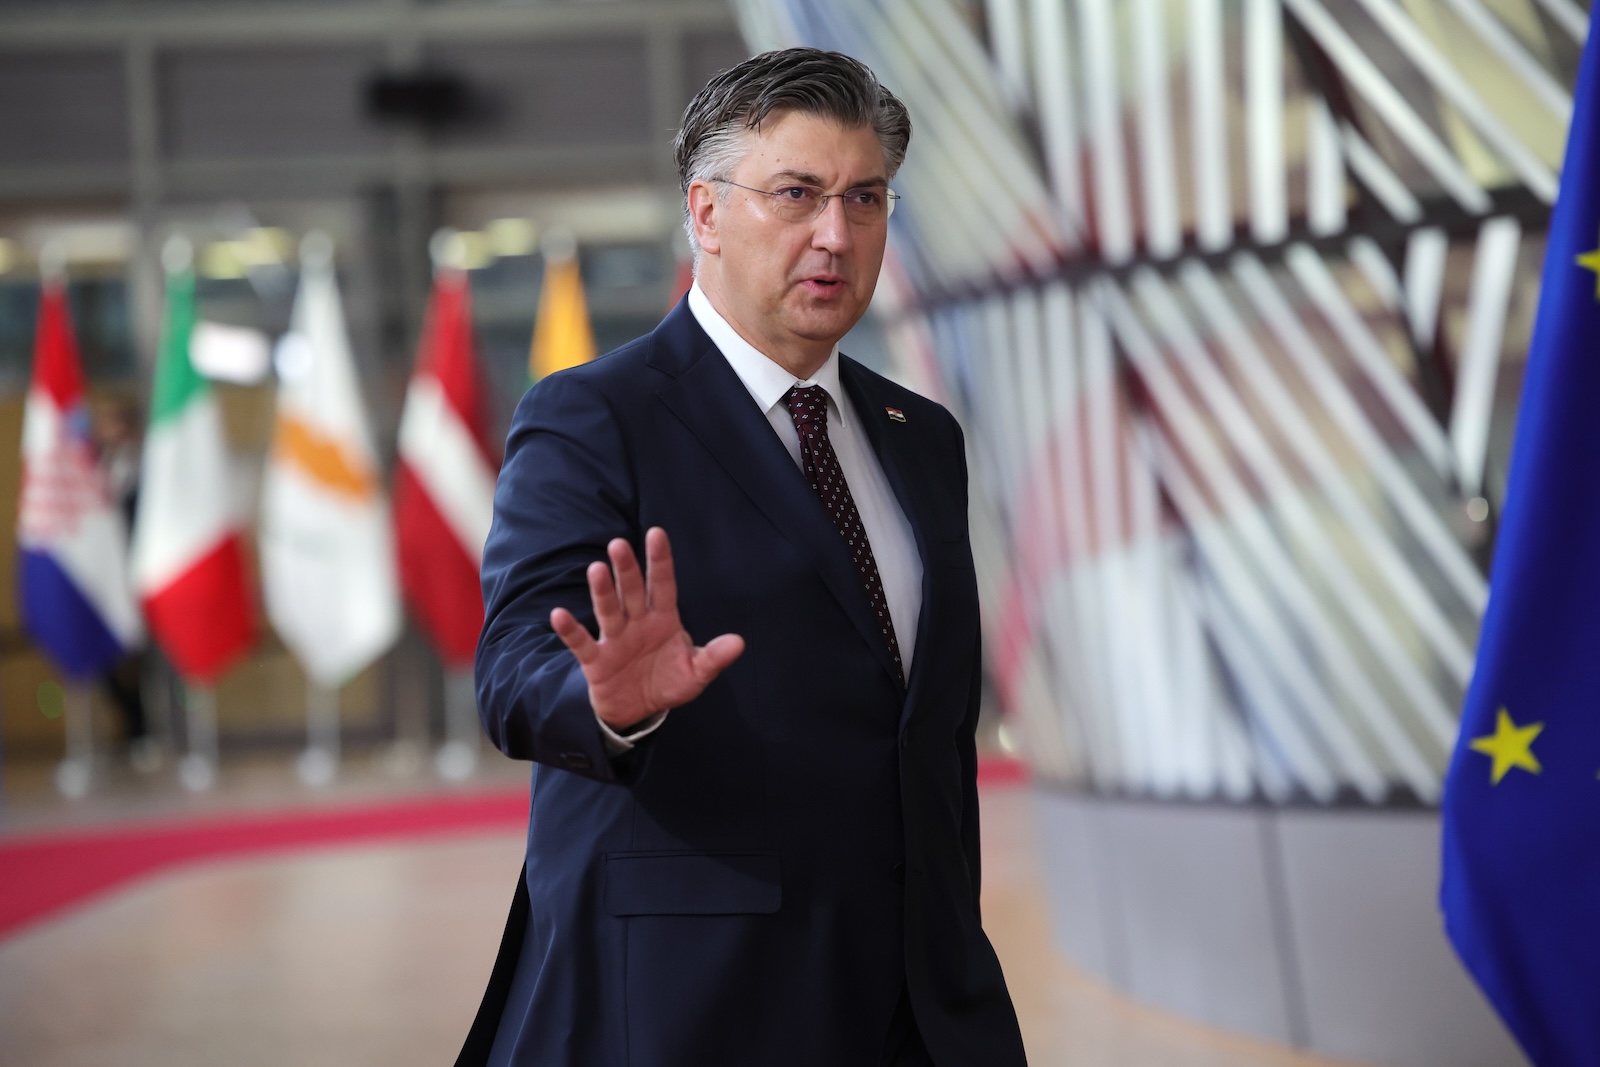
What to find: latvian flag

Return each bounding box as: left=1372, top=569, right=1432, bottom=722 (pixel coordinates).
left=394, top=268, right=499, bottom=668
left=18, top=280, right=143, bottom=678
left=130, top=251, right=255, bottom=683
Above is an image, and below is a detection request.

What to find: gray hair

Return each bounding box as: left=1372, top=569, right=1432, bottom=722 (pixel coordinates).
left=674, top=47, right=912, bottom=260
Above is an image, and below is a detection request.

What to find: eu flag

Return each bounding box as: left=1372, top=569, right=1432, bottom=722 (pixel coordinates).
left=1440, top=23, right=1600, bottom=1067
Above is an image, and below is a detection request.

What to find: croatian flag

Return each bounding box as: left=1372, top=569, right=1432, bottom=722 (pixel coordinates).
left=18, top=281, right=142, bottom=679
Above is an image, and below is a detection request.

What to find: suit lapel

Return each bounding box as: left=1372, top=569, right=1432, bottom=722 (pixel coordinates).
left=840, top=360, right=943, bottom=714
left=651, top=308, right=905, bottom=691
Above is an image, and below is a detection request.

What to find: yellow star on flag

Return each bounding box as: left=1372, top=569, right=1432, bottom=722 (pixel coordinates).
left=1469, top=709, right=1544, bottom=785
left=1577, top=233, right=1600, bottom=300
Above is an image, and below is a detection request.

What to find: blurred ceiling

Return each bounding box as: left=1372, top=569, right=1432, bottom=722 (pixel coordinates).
left=0, top=0, right=746, bottom=205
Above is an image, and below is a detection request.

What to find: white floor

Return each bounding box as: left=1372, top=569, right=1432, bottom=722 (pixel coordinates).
left=0, top=762, right=1369, bottom=1066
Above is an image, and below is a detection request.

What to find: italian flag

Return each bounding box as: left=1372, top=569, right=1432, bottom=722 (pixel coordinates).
left=130, top=250, right=255, bottom=683
left=394, top=268, right=499, bottom=668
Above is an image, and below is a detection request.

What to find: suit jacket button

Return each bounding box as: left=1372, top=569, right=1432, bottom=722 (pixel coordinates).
left=562, top=752, right=592, bottom=771
left=891, top=861, right=906, bottom=884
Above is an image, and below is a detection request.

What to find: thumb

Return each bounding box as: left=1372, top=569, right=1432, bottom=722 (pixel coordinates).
left=692, top=633, right=746, bottom=683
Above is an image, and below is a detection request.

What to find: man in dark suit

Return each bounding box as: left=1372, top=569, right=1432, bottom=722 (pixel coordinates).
left=464, top=47, right=1027, bottom=1067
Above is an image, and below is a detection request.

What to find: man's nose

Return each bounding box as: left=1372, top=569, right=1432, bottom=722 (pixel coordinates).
left=810, top=196, right=853, bottom=253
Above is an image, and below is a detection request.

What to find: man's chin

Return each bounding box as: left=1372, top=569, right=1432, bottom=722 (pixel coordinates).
left=785, top=303, right=867, bottom=344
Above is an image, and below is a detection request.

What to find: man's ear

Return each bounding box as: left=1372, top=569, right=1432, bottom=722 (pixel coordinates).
left=686, top=181, right=722, bottom=257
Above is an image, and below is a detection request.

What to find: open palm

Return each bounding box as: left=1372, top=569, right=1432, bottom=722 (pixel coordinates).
left=550, top=527, right=745, bottom=732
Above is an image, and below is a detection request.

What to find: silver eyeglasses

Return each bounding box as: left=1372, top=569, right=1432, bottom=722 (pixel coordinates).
left=711, top=179, right=900, bottom=224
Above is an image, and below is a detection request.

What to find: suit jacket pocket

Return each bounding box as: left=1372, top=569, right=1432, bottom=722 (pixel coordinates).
left=604, top=850, right=781, bottom=916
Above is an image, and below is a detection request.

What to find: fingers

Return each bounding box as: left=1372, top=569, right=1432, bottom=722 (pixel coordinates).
left=693, top=633, right=746, bottom=684
left=644, top=527, right=677, bottom=615
left=562, top=531, right=677, bottom=667
left=550, top=607, right=600, bottom=664
left=609, top=538, right=648, bottom=621
left=588, top=559, right=625, bottom=638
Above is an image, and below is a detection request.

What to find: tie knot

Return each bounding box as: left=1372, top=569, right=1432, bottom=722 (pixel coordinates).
left=785, top=385, right=829, bottom=428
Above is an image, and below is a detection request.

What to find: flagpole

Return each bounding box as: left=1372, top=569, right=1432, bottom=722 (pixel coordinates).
left=436, top=667, right=479, bottom=781
left=53, top=684, right=95, bottom=799
left=296, top=682, right=341, bottom=787
left=177, top=684, right=218, bottom=792
left=428, top=226, right=462, bottom=788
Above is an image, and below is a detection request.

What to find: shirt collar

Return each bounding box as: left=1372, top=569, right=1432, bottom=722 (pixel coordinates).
left=688, top=282, right=845, bottom=423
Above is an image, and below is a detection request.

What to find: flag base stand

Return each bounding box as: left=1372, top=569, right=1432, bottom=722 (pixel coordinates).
left=296, top=684, right=340, bottom=788
left=53, top=758, right=92, bottom=799
left=295, top=747, right=338, bottom=787
left=435, top=739, right=477, bottom=781
left=53, top=686, right=96, bottom=799
left=177, top=753, right=215, bottom=792
left=178, top=685, right=218, bottom=793
left=436, top=668, right=479, bottom=781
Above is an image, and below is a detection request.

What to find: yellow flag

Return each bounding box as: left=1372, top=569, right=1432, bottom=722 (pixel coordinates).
left=529, top=254, right=596, bottom=382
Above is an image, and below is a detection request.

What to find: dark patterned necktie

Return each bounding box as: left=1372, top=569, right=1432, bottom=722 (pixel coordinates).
left=784, top=385, right=904, bottom=684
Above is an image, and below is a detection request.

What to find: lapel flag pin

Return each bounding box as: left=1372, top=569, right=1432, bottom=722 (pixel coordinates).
left=885, top=407, right=906, bottom=423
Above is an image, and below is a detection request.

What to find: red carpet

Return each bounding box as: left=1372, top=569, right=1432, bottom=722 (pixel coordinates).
left=0, top=789, right=530, bottom=939
left=0, top=756, right=1026, bottom=940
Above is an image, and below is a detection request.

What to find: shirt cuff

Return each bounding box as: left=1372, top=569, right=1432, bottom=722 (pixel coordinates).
left=596, top=710, right=669, bottom=755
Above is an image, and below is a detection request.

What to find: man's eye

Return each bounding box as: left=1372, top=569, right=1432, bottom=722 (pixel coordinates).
left=848, top=190, right=883, bottom=207
left=778, top=187, right=818, bottom=201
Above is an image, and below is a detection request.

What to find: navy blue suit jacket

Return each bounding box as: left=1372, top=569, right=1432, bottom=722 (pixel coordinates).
left=465, top=299, right=1025, bottom=1066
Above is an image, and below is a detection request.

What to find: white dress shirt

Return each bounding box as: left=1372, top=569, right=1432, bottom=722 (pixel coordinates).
left=598, top=285, right=925, bottom=754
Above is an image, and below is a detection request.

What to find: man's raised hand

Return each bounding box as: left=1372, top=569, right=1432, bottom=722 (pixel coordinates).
left=550, top=527, right=745, bottom=732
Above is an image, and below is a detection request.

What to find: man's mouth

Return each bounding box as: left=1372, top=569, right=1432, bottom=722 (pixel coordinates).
left=802, top=274, right=845, bottom=291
